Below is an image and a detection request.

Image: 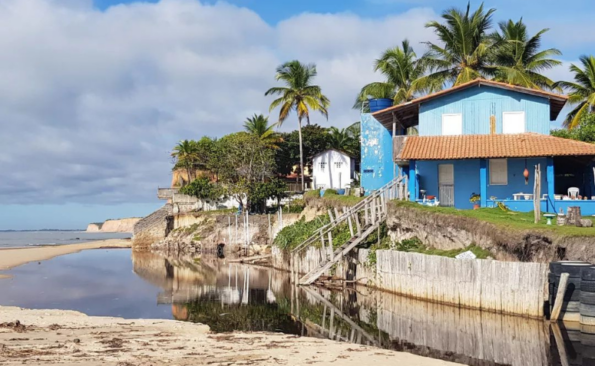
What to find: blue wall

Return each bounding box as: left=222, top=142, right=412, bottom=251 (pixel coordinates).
left=417, top=160, right=480, bottom=209
left=361, top=113, right=395, bottom=194
left=418, top=86, right=550, bottom=136
left=416, top=158, right=548, bottom=209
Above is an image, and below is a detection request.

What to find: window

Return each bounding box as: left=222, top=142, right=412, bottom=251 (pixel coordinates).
left=503, top=111, right=525, bottom=134
left=489, top=159, right=508, bottom=185
left=319, top=162, right=326, bottom=171
left=334, top=162, right=343, bottom=168
left=442, top=114, right=463, bottom=135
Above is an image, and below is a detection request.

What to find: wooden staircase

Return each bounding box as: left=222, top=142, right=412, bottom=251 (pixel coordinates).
left=290, top=177, right=407, bottom=285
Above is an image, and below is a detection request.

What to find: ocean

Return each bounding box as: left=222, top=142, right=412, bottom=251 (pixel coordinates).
left=0, top=231, right=132, bottom=248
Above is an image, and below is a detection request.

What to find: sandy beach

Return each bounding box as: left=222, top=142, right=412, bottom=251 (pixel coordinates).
left=0, top=306, right=462, bottom=366
left=0, top=239, right=131, bottom=279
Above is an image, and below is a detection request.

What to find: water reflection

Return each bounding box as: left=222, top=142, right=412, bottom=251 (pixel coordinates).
left=132, top=251, right=564, bottom=366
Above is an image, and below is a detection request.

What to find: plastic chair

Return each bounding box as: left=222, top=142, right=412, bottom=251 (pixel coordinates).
left=568, top=187, right=580, bottom=199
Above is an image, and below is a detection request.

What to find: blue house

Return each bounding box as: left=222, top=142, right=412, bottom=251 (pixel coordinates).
left=361, top=79, right=595, bottom=215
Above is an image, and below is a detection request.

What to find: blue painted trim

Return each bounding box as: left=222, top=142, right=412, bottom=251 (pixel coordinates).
left=546, top=157, right=555, bottom=213
left=409, top=160, right=417, bottom=201
left=479, top=159, right=487, bottom=207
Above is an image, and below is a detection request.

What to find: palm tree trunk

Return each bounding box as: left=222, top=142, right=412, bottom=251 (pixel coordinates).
left=298, top=118, right=305, bottom=191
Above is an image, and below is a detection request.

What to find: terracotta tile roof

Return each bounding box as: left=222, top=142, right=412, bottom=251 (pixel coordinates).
left=372, top=79, right=568, bottom=127
left=398, top=133, right=595, bottom=160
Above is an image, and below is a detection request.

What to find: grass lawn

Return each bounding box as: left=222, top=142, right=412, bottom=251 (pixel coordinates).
left=304, top=189, right=364, bottom=207
left=393, top=201, right=595, bottom=237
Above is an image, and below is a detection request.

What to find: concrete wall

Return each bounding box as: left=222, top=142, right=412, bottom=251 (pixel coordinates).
left=133, top=205, right=173, bottom=250
left=312, top=150, right=354, bottom=190
left=361, top=113, right=396, bottom=195
left=417, top=157, right=548, bottom=209
left=419, top=85, right=551, bottom=136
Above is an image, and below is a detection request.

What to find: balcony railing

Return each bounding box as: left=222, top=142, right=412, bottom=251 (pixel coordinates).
left=157, top=188, right=178, bottom=200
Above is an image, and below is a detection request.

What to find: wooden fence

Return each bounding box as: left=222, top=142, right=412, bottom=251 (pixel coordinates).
left=272, top=247, right=548, bottom=317
left=369, top=250, right=548, bottom=318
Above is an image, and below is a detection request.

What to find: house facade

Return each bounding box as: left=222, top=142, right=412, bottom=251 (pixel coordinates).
left=312, top=149, right=356, bottom=190
left=361, top=79, right=595, bottom=215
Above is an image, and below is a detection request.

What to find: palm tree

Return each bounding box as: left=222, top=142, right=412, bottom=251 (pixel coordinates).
left=243, top=114, right=280, bottom=149
left=490, top=19, right=561, bottom=89
left=354, top=40, right=428, bottom=111
left=171, top=140, right=199, bottom=185
left=416, top=2, right=496, bottom=89
left=554, top=55, right=595, bottom=129
left=265, top=60, right=330, bottom=191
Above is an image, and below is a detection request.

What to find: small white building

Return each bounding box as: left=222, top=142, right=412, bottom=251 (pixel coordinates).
left=312, top=149, right=356, bottom=190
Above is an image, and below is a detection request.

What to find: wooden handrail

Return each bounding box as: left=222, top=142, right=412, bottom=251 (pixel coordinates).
left=291, top=176, right=406, bottom=255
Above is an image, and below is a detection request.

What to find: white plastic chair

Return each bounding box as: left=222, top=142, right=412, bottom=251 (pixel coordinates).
left=568, top=187, right=580, bottom=199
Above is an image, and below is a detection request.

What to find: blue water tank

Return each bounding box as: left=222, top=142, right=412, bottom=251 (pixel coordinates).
left=368, top=98, right=393, bottom=112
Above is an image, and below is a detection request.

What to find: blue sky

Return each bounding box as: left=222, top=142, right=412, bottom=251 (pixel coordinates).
left=1, top=0, right=594, bottom=230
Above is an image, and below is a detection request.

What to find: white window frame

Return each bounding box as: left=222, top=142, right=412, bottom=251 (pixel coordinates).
left=441, top=113, right=463, bottom=136
left=502, top=111, right=526, bottom=134
left=489, top=159, right=508, bottom=185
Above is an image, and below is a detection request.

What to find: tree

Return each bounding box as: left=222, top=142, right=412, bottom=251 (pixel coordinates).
left=179, top=177, right=223, bottom=201
left=551, top=113, right=595, bottom=143
left=327, top=125, right=360, bottom=158
left=265, top=60, right=330, bottom=191
left=554, top=55, right=595, bottom=129
left=416, top=2, right=496, bottom=89
left=354, top=40, right=429, bottom=111
left=275, top=125, right=331, bottom=177
left=248, top=179, right=287, bottom=214
left=243, top=114, right=281, bottom=149
left=171, top=140, right=199, bottom=185
left=490, top=19, right=561, bottom=89
left=214, top=132, right=276, bottom=209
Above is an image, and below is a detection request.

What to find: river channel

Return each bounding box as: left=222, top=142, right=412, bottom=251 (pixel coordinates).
left=0, top=248, right=582, bottom=365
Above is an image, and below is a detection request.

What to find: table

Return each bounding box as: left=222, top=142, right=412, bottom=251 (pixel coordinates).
left=513, top=193, right=534, bottom=200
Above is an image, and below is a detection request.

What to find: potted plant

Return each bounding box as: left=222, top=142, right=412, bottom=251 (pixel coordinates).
left=469, top=193, right=481, bottom=210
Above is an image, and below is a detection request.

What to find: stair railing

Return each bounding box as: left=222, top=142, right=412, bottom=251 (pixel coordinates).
left=289, top=176, right=407, bottom=284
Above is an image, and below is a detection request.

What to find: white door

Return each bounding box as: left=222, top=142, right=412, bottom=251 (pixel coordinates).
left=438, top=164, right=454, bottom=207
left=503, top=111, right=525, bottom=134
left=442, top=114, right=463, bottom=135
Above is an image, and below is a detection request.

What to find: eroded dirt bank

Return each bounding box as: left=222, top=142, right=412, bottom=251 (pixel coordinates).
left=0, top=306, right=461, bottom=366
left=387, top=202, right=595, bottom=262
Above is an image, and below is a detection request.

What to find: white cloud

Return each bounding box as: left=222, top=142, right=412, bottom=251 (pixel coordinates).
left=0, top=0, right=438, bottom=205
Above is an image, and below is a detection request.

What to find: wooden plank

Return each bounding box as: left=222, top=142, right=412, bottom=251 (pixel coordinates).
left=353, top=212, right=362, bottom=236
left=344, top=207, right=354, bottom=237
left=300, top=224, right=378, bottom=285
left=334, top=207, right=340, bottom=222
left=328, top=209, right=334, bottom=224
left=320, top=231, right=326, bottom=260
left=551, top=273, right=569, bottom=321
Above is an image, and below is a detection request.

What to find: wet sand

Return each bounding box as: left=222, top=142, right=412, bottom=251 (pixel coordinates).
left=0, top=306, right=462, bottom=366
left=0, top=239, right=131, bottom=278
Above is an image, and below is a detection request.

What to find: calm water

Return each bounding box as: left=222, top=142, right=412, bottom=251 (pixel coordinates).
left=0, top=231, right=131, bottom=248
left=0, top=248, right=584, bottom=366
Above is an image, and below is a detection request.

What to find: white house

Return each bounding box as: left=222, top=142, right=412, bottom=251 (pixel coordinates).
left=312, top=149, right=356, bottom=190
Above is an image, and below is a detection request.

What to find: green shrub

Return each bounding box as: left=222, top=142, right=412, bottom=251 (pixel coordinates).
left=304, top=189, right=320, bottom=198
left=283, top=199, right=305, bottom=213
left=273, top=215, right=330, bottom=250
left=323, top=189, right=338, bottom=197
